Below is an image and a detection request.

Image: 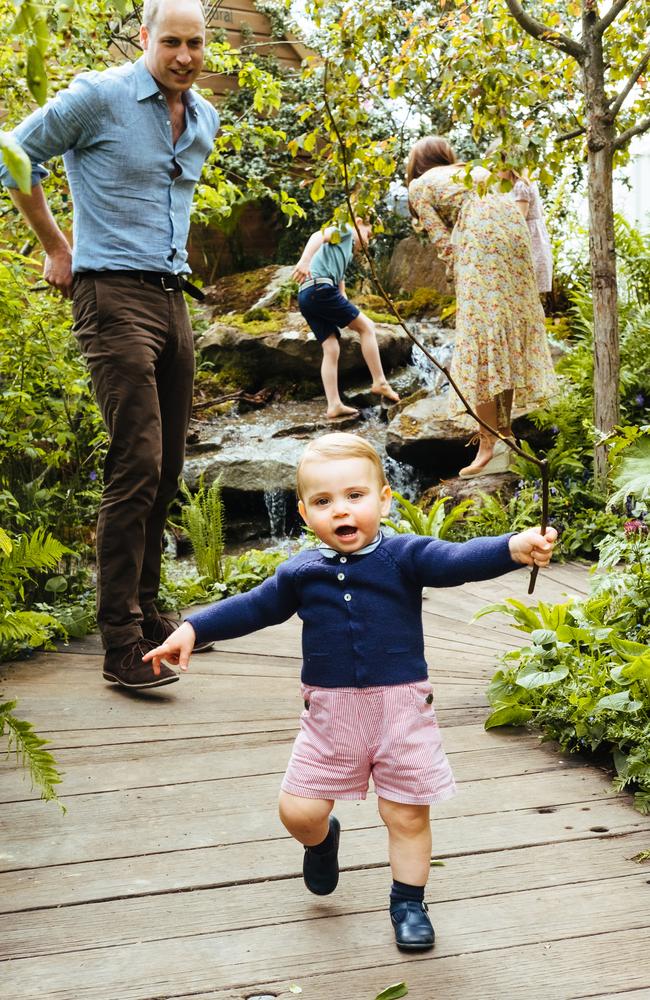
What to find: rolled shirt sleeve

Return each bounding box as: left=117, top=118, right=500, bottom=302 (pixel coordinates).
left=0, top=73, right=101, bottom=189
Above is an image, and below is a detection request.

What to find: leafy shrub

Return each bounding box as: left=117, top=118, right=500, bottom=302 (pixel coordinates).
left=479, top=431, right=650, bottom=812
left=384, top=491, right=473, bottom=537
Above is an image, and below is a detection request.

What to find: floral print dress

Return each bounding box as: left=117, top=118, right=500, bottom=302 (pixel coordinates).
left=408, top=167, right=557, bottom=420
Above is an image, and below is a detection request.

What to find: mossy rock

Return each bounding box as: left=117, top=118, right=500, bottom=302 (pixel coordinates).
left=220, top=310, right=287, bottom=336
left=203, top=266, right=284, bottom=314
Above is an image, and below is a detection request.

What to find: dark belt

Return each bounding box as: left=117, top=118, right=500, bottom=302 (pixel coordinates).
left=79, top=270, right=205, bottom=302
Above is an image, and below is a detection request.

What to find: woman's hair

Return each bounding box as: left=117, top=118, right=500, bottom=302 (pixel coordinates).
left=405, top=137, right=458, bottom=187
left=296, top=433, right=388, bottom=499
left=405, top=137, right=459, bottom=219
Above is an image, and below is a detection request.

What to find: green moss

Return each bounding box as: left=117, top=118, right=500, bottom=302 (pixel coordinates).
left=217, top=311, right=286, bottom=337
left=364, top=308, right=400, bottom=325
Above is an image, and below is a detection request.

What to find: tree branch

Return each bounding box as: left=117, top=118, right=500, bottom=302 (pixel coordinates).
left=608, top=42, right=650, bottom=121
left=597, top=0, right=632, bottom=35
left=556, top=125, right=586, bottom=142
left=613, top=113, right=650, bottom=149
left=504, top=0, right=585, bottom=61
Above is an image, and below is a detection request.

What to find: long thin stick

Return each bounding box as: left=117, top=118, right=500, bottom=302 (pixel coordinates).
left=322, top=63, right=549, bottom=593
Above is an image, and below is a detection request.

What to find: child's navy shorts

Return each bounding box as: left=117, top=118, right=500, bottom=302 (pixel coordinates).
left=298, top=283, right=360, bottom=343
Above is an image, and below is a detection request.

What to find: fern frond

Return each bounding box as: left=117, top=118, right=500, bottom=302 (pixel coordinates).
left=1, top=701, right=65, bottom=809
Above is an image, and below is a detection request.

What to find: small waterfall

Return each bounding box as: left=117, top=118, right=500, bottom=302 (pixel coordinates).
left=263, top=489, right=288, bottom=538
left=384, top=455, right=422, bottom=501
left=410, top=341, right=453, bottom=394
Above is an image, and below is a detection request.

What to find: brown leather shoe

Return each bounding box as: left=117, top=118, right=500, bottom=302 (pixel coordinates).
left=103, top=638, right=178, bottom=689
left=142, top=613, right=214, bottom=653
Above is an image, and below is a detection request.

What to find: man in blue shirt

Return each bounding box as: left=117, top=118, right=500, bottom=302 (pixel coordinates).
left=0, top=0, right=220, bottom=689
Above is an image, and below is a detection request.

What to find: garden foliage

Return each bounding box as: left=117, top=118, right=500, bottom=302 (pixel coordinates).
left=477, top=431, right=650, bottom=813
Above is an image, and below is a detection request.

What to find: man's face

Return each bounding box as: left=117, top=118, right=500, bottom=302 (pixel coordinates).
left=141, top=0, right=206, bottom=99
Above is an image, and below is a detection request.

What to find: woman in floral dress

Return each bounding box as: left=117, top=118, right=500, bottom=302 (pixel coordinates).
left=406, top=137, right=557, bottom=477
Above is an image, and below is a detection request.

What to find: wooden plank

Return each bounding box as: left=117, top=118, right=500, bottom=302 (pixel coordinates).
left=2, top=811, right=645, bottom=912
left=2, top=875, right=650, bottom=1000
left=161, top=928, right=650, bottom=1000
left=0, top=767, right=630, bottom=872
left=4, top=831, right=649, bottom=957
left=0, top=733, right=570, bottom=802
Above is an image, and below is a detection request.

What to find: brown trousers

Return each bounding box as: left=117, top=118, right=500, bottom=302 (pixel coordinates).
left=72, top=274, right=194, bottom=649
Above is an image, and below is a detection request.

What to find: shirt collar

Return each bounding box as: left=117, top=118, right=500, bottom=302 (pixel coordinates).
left=135, top=57, right=161, bottom=102
left=133, top=57, right=198, bottom=116
left=319, top=531, right=383, bottom=560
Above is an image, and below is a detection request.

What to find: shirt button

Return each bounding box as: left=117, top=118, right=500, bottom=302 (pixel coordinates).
left=337, top=572, right=345, bottom=581
left=340, top=556, right=347, bottom=564
left=344, top=593, right=352, bottom=602
left=158, top=94, right=164, bottom=100
left=166, top=120, right=171, bottom=125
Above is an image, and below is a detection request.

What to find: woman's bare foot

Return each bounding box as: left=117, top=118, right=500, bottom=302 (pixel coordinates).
left=326, top=404, right=360, bottom=420
left=371, top=381, right=400, bottom=403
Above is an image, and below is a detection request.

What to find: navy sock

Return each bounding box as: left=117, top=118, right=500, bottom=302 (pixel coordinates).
left=390, top=880, right=425, bottom=908
left=308, top=824, right=335, bottom=855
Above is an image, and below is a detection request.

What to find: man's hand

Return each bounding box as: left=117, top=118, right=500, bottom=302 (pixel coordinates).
left=142, top=620, right=197, bottom=673
left=509, top=526, right=557, bottom=567
left=44, top=246, right=74, bottom=298
left=292, top=259, right=311, bottom=284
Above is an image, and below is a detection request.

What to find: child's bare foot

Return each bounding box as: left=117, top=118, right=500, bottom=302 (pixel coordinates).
left=371, top=381, right=400, bottom=404
left=326, top=404, right=360, bottom=421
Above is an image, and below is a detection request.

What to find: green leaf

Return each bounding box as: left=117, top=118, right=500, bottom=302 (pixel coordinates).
left=621, top=654, right=650, bottom=683
left=27, top=44, right=48, bottom=105
left=289, top=986, right=302, bottom=995
left=430, top=858, right=446, bottom=866
left=530, top=629, right=557, bottom=647
left=0, top=133, right=32, bottom=194
left=594, top=691, right=643, bottom=714
left=611, top=638, right=650, bottom=662
left=515, top=663, right=569, bottom=689
left=376, top=984, right=408, bottom=1000
left=310, top=175, right=325, bottom=202
left=484, top=705, right=533, bottom=729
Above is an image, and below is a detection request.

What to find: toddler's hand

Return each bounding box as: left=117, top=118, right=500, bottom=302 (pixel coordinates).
left=508, top=526, right=557, bottom=567
left=292, top=260, right=311, bottom=283
left=142, top=621, right=196, bottom=674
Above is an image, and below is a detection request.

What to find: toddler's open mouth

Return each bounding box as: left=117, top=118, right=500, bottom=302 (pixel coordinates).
left=335, top=525, right=357, bottom=537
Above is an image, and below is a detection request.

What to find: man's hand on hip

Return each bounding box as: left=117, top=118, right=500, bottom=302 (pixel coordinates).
left=44, top=245, right=74, bottom=298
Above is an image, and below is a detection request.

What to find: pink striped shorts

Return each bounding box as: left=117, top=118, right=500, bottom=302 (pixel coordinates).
left=281, top=680, right=457, bottom=806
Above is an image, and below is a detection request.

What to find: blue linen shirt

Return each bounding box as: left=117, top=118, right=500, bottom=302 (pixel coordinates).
left=0, top=57, right=220, bottom=274
left=187, top=532, right=520, bottom=688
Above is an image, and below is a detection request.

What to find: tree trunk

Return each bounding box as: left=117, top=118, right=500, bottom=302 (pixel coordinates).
left=583, top=15, right=620, bottom=490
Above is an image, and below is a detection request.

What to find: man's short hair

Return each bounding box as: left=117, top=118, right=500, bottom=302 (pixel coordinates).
left=142, top=0, right=205, bottom=31
left=296, top=432, right=388, bottom=500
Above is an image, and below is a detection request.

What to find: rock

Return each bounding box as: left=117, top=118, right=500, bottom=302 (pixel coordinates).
left=385, top=236, right=453, bottom=296
left=247, top=265, right=295, bottom=311
left=202, top=265, right=291, bottom=314
left=196, top=314, right=413, bottom=384
left=385, top=393, right=473, bottom=477
left=419, top=471, right=519, bottom=508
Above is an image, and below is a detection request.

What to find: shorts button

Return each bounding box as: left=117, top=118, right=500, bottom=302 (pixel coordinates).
left=344, top=593, right=352, bottom=602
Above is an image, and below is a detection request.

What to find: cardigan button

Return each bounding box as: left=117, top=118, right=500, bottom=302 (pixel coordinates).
left=344, top=593, right=352, bottom=601
left=337, top=572, right=345, bottom=581
left=340, top=556, right=347, bottom=563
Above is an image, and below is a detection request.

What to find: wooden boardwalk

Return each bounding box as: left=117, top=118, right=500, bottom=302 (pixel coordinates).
left=1, top=562, right=650, bottom=1000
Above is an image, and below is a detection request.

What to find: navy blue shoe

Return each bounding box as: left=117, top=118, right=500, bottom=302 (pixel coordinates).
left=390, top=900, right=435, bottom=951
left=303, top=816, right=340, bottom=895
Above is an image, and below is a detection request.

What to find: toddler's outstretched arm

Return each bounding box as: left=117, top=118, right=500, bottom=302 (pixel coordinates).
left=142, top=621, right=196, bottom=673
left=508, top=526, right=557, bottom=567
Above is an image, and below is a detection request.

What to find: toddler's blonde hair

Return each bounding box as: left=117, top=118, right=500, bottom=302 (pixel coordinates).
left=296, top=433, right=388, bottom=500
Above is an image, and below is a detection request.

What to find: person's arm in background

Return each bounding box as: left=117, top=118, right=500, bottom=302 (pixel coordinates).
left=9, top=186, right=73, bottom=297
left=513, top=178, right=531, bottom=220
left=0, top=74, right=99, bottom=298
left=292, top=227, right=335, bottom=283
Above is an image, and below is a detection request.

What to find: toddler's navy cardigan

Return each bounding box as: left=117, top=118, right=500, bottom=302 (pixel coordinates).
left=186, top=532, right=519, bottom=688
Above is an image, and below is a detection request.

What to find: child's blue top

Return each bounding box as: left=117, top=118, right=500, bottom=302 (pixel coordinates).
left=309, top=225, right=355, bottom=285
left=186, top=532, right=519, bottom=688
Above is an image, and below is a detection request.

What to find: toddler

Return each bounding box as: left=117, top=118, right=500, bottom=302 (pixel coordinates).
left=144, top=432, right=556, bottom=950
left=293, top=220, right=399, bottom=420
